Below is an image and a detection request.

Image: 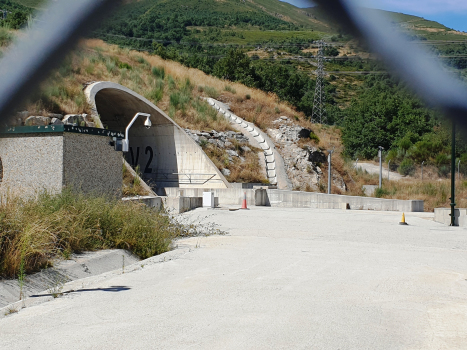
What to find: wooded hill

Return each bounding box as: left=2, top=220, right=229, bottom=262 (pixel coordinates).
left=3, top=0, right=467, bottom=174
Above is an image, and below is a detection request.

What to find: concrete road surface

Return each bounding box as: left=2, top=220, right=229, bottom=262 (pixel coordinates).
left=1, top=208, right=466, bottom=349
left=357, top=162, right=404, bottom=180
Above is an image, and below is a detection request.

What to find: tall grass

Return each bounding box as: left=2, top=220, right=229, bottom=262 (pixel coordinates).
left=0, top=190, right=179, bottom=278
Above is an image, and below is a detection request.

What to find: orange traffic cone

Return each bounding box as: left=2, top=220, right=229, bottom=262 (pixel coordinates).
left=241, top=191, right=249, bottom=210
left=399, top=213, right=408, bottom=225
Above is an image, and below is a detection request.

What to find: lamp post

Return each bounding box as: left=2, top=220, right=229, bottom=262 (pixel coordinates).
left=122, top=112, right=152, bottom=153
left=355, top=158, right=359, bottom=172
left=450, top=122, right=456, bottom=226
left=328, top=150, right=334, bottom=195
left=378, top=146, right=384, bottom=189
left=421, top=161, right=425, bottom=181
left=458, top=159, right=461, bottom=180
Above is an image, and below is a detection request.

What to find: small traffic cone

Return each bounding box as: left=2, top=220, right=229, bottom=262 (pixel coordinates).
left=399, top=213, right=408, bottom=225
left=240, top=191, right=249, bottom=210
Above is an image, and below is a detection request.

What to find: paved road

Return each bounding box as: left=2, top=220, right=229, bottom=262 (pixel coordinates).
left=1, top=208, right=466, bottom=349
left=357, top=162, right=405, bottom=180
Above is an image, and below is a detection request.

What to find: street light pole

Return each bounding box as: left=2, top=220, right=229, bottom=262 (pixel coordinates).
left=328, top=150, right=334, bottom=195
left=458, top=159, right=461, bottom=180
left=421, top=161, right=425, bottom=181
left=450, top=121, right=456, bottom=226
left=378, top=146, right=384, bottom=189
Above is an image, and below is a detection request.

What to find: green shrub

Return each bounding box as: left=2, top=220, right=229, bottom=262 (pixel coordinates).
left=118, top=62, right=132, bottom=70
left=435, top=153, right=450, bottom=166
left=246, top=94, right=251, bottom=100
left=309, top=132, right=320, bottom=143
left=146, top=86, right=164, bottom=104
left=375, top=187, right=389, bottom=198
left=398, top=158, right=415, bottom=176
left=224, top=85, right=236, bottom=94
left=0, top=26, right=13, bottom=47
left=438, top=165, right=450, bottom=178
left=152, top=66, right=165, bottom=79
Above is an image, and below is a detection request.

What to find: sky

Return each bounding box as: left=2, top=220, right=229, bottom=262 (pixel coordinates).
left=281, top=0, right=467, bottom=32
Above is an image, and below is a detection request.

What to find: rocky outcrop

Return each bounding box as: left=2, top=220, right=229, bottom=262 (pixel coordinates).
left=268, top=117, right=346, bottom=192
left=206, top=98, right=279, bottom=185
left=184, top=129, right=249, bottom=164
left=6, top=112, right=95, bottom=128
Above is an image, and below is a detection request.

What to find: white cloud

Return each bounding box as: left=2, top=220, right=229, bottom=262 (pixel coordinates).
left=357, top=0, right=467, bottom=14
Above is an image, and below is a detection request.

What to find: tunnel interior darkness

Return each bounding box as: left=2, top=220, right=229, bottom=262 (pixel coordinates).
left=94, top=88, right=179, bottom=188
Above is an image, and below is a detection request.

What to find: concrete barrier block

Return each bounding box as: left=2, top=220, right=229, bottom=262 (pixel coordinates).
left=255, top=135, right=265, bottom=143
left=264, top=149, right=274, bottom=156
left=267, top=170, right=277, bottom=178
left=266, top=163, right=275, bottom=170
left=265, top=155, right=275, bottom=163
left=260, top=143, right=270, bottom=150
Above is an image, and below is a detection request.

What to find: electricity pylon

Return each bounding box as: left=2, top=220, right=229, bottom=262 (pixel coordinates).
left=311, top=40, right=327, bottom=125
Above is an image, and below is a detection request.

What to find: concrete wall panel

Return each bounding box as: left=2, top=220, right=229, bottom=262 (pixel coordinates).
left=63, top=133, right=122, bottom=196
left=0, top=133, right=63, bottom=198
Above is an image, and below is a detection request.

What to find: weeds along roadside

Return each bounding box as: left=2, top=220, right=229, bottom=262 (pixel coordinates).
left=0, top=189, right=223, bottom=279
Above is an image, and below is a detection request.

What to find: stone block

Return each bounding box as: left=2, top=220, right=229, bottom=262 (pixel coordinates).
left=51, top=118, right=64, bottom=125
left=24, top=116, right=51, bottom=126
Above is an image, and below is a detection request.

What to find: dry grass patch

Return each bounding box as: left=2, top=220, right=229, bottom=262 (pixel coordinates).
left=0, top=190, right=176, bottom=278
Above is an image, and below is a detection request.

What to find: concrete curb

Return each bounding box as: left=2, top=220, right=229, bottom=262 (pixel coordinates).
left=0, top=247, right=192, bottom=319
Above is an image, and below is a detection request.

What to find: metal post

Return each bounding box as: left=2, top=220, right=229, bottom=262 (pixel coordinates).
left=388, top=160, right=390, bottom=181
left=355, top=158, right=358, bottom=172
left=328, top=150, right=333, bottom=195
left=450, top=122, right=456, bottom=226
left=458, top=159, right=461, bottom=180
left=378, top=146, right=383, bottom=189
left=421, top=161, right=425, bottom=181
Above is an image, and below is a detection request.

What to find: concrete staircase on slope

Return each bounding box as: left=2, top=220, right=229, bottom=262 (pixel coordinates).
left=207, top=98, right=278, bottom=186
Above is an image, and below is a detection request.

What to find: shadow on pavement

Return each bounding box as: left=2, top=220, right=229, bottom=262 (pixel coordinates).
left=30, top=286, right=131, bottom=298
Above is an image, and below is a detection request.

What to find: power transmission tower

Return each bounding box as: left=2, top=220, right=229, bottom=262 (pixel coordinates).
left=311, top=40, right=327, bottom=124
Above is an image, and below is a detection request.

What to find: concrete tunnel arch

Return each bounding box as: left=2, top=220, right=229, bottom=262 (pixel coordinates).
left=85, top=82, right=230, bottom=194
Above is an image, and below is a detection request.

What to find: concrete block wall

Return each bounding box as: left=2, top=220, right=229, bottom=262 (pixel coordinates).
left=63, top=133, right=122, bottom=196
left=165, top=187, right=258, bottom=207
left=0, top=133, right=63, bottom=198
left=164, top=187, right=424, bottom=212
left=434, top=208, right=467, bottom=226
left=264, top=189, right=424, bottom=212
left=0, top=127, right=123, bottom=200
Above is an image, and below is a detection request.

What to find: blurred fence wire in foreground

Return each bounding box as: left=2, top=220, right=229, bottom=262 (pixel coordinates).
left=0, top=0, right=466, bottom=130
left=311, top=0, right=467, bottom=129
left=0, top=0, right=122, bottom=122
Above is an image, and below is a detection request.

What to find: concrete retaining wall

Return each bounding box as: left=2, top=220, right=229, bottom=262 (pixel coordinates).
left=164, top=187, right=424, bottom=212
left=122, top=196, right=163, bottom=210
left=163, top=196, right=203, bottom=214
left=165, top=187, right=259, bottom=207
left=263, top=189, right=424, bottom=212
left=434, top=208, right=466, bottom=226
